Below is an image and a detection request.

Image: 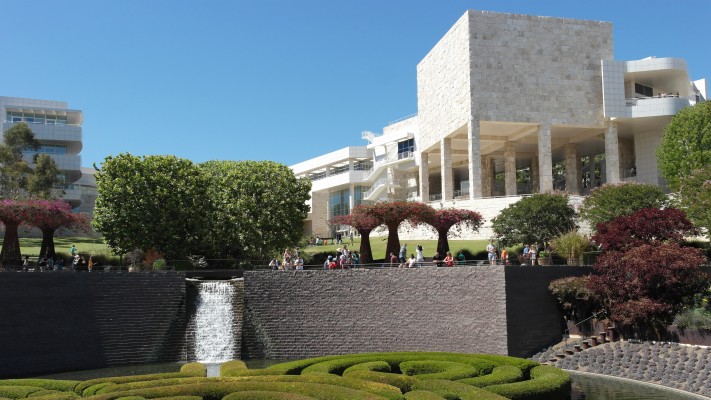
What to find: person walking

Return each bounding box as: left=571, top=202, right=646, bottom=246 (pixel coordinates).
left=415, top=245, right=425, bottom=267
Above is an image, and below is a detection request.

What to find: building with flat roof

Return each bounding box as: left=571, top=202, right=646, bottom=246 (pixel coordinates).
left=1, top=96, right=86, bottom=210
left=292, top=10, right=708, bottom=239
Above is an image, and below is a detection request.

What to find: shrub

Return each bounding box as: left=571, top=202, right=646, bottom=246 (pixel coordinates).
left=491, top=193, right=576, bottom=247
left=457, top=365, right=523, bottom=387
left=403, top=391, right=445, bottom=400
left=579, top=183, right=668, bottom=228
left=179, top=363, right=206, bottom=377
left=551, top=231, right=590, bottom=266
left=342, top=362, right=391, bottom=375
left=411, top=379, right=507, bottom=400
left=221, top=361, right=248, bottom=377
left=0, top=386, right=44, bottom=398
left=342, top=370, right=418, bottom=392
left=26, top=394, right=80, bottom=400
left=399, top=361, right=481, bottom=380
left=152, top=259, right=167, bottom=270
left=485, top=365, right=570, bottom=400
left=673, top=307, right=711, bottom=330
left=223, top=391, right=316, bottom=400
left=0, top=381, right=79, bottom=392
left=548, top=276, right=597, bottom=322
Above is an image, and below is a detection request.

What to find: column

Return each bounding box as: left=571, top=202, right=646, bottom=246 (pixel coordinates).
left=467, top=118, right=483, bottom=199
left=504, top=142, right=517, bottom=196
left=576, top=154, right=583, bottom=193
left=441, top=138, right=454, bottom=201
left=531, top=155, right=540, bottom=193
left=565, top=144, right=579, bottom=194
left=481, top=156, right=492, bottom=197
left=605, top=120, right=621, bottom=184
left=419, top=152, right=430, bottom=202
left=538, top=123, right=553, bottom=193
left=348, top=184, right=355, bottom=212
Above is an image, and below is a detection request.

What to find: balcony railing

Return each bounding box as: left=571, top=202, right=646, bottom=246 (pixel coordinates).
left=4, top=119, right=79, bottom=126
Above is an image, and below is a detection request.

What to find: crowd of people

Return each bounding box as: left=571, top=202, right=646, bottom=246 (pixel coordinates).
left=20, top=244, right=95, bottom=272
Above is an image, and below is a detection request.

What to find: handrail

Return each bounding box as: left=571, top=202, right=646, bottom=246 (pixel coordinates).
left=387, top=113, right=418, bottom=126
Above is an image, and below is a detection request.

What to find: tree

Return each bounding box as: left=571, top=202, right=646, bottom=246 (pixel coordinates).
left=427, top=208, right=483, bottom=255
left=678, top=168, right=711, bottom=239
left=552, top=231, right=591, bottom=266
left=579, top=183, right=668, bottom=229
left=26, top=154, right=62, bottom=199
left=0, top=123, right=40, bottom=199
left=491, top=193, right=576, bottom=247
left=25, top=200, right=88, bottom=259
left=657, top=101, right=711, bottom=191
left=367, top=201, right=435, bottom=260
left=200, top=160, right=311, bottom=260
left=92, top=154, right=212, bottom=260
left=592, top=208, right=697, bottom=252
left=330, top=204, right=381, bottom=263
left=589, top=243, right=708, bottom=337
left=0, top=200, right=30, bottom=266
left=588, top=207, right=707, bottom=337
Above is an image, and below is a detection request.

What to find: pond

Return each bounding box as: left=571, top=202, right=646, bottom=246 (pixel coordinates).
left=39, top=363, right=708, bottom=399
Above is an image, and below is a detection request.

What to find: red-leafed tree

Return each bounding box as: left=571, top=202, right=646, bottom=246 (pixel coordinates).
left=330, top=204, right=381, bottom=263
left=588, top=208, right=708, bottom=338
left=25, top=200, right=89, bottom=259
left=592, top=208, right=697, bottom=252
left=367, top=201, right=436, bottom=260
left=427, top=208, right=484, bottom=255
left=0, top=199, right=31, bottom=266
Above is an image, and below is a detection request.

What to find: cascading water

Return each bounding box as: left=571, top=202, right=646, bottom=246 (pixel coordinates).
left=188, top=280, right=237, bottom=363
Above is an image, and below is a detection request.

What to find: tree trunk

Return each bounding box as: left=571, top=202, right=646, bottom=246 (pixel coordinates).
left=385, top=223, right=401, bottom=261
left=39, top=228, right=57, bottom=260
left=437, top=230, right=450, bottom=255
left=1, top=221, right=22, bottom=267
left=358, top=229, right=373, bottom=263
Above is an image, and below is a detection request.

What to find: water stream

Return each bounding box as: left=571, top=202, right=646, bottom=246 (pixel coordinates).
left=188, top=280, right=237, bottom=364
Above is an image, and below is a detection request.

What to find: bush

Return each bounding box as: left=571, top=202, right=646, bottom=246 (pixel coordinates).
left=485, top=365, right=570, bottom=400
left=0, top=386, right=44, bottom=398
left=579, top=183, right=668, bottom=229
left=223, top=391, right=316, bottom=400
left=403, top=391, right=445, bottom=400
left=491, top=193, right=576, bottom=247
left=342, top=361, right=391, bottom=375
left=548, top=276, right=597, bottom=322
left=411, top=379, right=507, bottom=400
left=0, top=381, right=79, bottom=392
left=221, top=361, right=249, bottom=377
left=551, top=231, right=590, bottom=266
left=674, top=307, right=711, bottom=330
left=152, top=259, right=167, bottom=270
left=343, top=370, right=417, bottom=392
left=399, top=361, right=481, bottom=380
left=457, top=365, right=523, bottom=387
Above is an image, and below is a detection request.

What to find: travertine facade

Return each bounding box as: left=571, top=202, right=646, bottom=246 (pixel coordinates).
left=291, top=10, right=707, bottom=239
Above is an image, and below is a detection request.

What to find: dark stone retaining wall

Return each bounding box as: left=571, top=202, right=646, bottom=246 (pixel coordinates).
left=0, top=272, right=186, bottom=378
left=242, top=266, right=591, bottom=359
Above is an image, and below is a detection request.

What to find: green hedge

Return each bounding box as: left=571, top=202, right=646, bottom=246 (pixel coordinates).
left=485, top=365, right=570, bottom=400
left=399, top=361, right=480, bottom=381
left=342, top=362, right=391, bottom=375
left=0, top=381, right=79, bottom=392
left=75, top=365, right=205, bottom=396
left=152, top=397, right=202, bottom=400
left=223, top=391, right=317, bottom=400
left=457, top=365, right=523, bottom=387
left=25, top=394, right=80, bottom=400
left=402, top=391, right=445, bottom=400
left=179, top=364, right=206, bottom=378
left=26, top=391, right=60, bottom=398
left=411, top=379, right=507, bottom=400
left=342, top=371, right=417, bottom=392
left=0, top=386, right=46, bottom=399
left=221, top=361, right=248, bottom=377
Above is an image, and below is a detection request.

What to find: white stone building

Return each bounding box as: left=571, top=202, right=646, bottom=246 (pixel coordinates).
left=291, top=10, right=708, bottom=239
left=0, top=96, right=89, bottom=211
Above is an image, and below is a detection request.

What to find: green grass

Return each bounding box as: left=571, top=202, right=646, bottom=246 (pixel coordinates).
left=18, top=237, right=112, bottom=258
left=301, top=239, right=489, bottom=261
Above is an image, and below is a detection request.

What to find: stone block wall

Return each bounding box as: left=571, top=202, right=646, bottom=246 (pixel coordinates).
left=0, top=272, right=186, bottom=378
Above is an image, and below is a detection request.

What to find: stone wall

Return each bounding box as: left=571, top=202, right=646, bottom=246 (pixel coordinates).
left=0, top=272, right=186, bottom=378
left=242, top=267, right=588, bottom=359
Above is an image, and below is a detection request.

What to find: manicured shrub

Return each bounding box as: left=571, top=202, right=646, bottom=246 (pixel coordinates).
left=223, top=391, right=316, bottom=400
left=0, top=386, right=44, bottom=399
left=26, top=394, right=80, bottom=400
left=114, top=397, right=145, bottom=400
left=179, top=363, right=207, bottom=377
left=75, top=366, right=204, bottom=395
left=457, top=365, right=523, bottom=387
left=152, top=397, right=202, bottom=400
left=27, top=391, right=60, bottom=397
left=82, top=384, right=116, bottom=397
left=399, top=361, right=480, bottom=381
left=403, top=391, right=445, bottom=400
left=221, top=361, right=248, bottom=377
left=0, top=381, right=79, bottom=392
left=343, top=370, right=417, bottom=392
left=485, top=365, right=570, bottom=400
left=343, top=361, right=391, bottom=375
left=411, top=379, right=507, bottom=400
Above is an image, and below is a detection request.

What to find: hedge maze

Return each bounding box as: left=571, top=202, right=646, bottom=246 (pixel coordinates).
left=0, top=352, right=570, bottom=400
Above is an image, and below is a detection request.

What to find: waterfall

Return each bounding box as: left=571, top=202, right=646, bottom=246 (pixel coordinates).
left=189, top=280, right=237, bottom=363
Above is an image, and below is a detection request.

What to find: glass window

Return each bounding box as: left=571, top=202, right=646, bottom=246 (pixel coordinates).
left=329, top=189, right=350, bottom=218
left=354, top=186, right=369, bottom=206
left=398, top=139, right=415, bottom=158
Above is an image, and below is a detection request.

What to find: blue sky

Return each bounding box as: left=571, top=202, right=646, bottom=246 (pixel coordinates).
left=1, top=0, right=708, bottom=169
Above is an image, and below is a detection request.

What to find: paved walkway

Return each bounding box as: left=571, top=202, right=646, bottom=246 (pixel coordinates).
left=531, top=340, right=711, bottom=397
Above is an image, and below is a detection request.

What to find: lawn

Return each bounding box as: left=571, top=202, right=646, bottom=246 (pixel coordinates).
left=19, top=237, right=112, bottom=258
left=301, top=238, right=490, bottom=261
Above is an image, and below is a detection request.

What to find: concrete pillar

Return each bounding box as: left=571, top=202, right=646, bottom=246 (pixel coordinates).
left=531, top=155, right=540, bottom=193
left=348, top=184, right=355, bottom=212
left=419, top=152, right=429, bottom=202
left=565, top=144, right=579, bottom=194
left=504, top=142, right=517, bottom=196
left=467, top=119, right=483, bottom=199
left=605, top=121, right=621, bottom=184
left=576, top=154, right=583, bottom=193
left=481, top=156, right=492, bottom=197
left=538, top=123, right=553, bottom=193
left=441, top=138, right=454, bottom=201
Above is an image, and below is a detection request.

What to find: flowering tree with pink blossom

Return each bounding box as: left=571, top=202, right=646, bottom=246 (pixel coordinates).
left=25, top=200, right=89, bottom=259
left=330, top=204, right=381, bottom=263
left=367, top=201, right=436, bottom=260
left=427, top=208, right=484, bottom=255
left=0, top=200, right=31, bottom=266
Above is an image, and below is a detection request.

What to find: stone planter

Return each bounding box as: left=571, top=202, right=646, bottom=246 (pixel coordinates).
left=538, top=257, right=551, bottom=266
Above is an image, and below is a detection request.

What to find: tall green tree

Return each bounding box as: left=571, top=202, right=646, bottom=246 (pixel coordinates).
left=200, top=160, right=311, bottom=260
left=678, top=168, right=711, bottom=239
left=657, top=101, right=711, bottom=191
left=491, top=193, right=576, bottom=247
left=578, top=183, right=668, bottom=229
left=26, top=154, right=62, bottom=199
left=0, top=122, right=40, bottom=199
left=93, top=154, right=212, bottom=260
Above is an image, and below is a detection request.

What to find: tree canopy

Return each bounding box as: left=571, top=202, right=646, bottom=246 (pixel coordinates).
left=578, top=183, right=668, bottom=229
left=25, top=200, right=88, bottom=259
left=657, top=101, right=711, bottom=191
left=491, top=193, right=576, bottom=247
left=427, top=208, right=483, bottom=255
left=26, top=154, right=62, bottom=199
left=93, top=154, right=213, bottom=260
left=592, top=208, right=697, bottom=252
left=330, top=204, right=381, bottom=263
left=0, top=123, right=40, bottom=199
left=678, top=168, right=711, bottom=239
left=367, top=201, right=435, bottom=260
left=200, top=160, right=311, bottom=260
